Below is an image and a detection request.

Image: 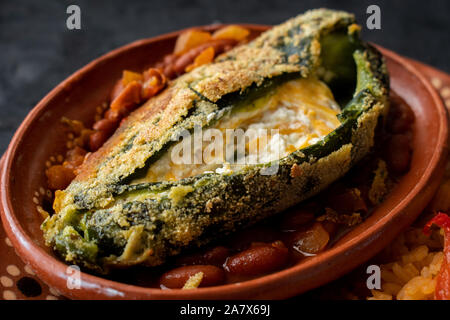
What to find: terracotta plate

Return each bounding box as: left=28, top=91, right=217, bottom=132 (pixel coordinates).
left=0, top=25, right=448, bottom=299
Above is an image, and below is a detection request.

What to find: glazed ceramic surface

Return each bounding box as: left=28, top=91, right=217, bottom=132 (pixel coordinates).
left=0, top=25, right=448, bottom=299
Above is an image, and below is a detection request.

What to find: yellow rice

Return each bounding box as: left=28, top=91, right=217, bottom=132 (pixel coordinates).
left=367, top=228, right=444, bottom=300
left=365, top=154, right=450, bottom=300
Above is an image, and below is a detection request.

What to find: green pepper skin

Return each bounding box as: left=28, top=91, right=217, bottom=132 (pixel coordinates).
left=42, top=9, right=389, bottom=272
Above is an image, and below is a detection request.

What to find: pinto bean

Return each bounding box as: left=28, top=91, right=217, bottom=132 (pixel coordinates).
left=224, top=241, right=288, bottom=276
left=163, top=53, right=177, bottom=65
left=176, top=246, right=230, bottom=267
left=327, top=188, right=367, bottom=215
left=173, top=39, right=237, bottom=75
left=289, top=222, right=329, bottom=255
left=104, top=108, right=122, bottom=122
left=159, top=265, right=225, bottom=289
left=163, top=64, right=176, bottom=79
left=93, top=118, right=119, bottom=136
left=89, top=130, right=110, bottom=152
left=384, top=133, right=412, bottom=174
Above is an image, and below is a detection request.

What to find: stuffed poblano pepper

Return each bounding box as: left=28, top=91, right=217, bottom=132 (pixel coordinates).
left=42, top=9, right=389, bottom=272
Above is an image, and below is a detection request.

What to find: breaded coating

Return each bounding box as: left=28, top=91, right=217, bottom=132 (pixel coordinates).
left=42, top=9, right=389, bottom=272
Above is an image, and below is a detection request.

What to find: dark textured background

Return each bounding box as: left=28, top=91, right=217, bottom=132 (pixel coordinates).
left=1, top=0, right=449, bottom=153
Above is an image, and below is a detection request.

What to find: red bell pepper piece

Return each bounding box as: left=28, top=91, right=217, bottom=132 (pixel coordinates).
left=424, top=212, right=450, bottom=300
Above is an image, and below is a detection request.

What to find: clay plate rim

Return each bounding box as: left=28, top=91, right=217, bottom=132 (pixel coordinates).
left=0, top=25, right=448, bottom=299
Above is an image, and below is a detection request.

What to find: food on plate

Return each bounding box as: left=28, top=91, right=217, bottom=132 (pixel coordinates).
left=45, top=28, right=251, bottom=191
left=360, top=212, right=448, bottom=300
left=41, top=9, right=389, bottom=274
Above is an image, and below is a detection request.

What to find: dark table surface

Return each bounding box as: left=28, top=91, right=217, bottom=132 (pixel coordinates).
left=1, top=0, right=449, bottom=153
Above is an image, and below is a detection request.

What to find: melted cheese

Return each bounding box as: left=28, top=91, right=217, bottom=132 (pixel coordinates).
left=132, top=77, right=341, bottom=183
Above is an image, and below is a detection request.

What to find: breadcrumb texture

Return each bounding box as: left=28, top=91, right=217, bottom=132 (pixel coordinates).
left=62, top=9, right=356, bottom=209
left=41, top=9, right=389, bottom=272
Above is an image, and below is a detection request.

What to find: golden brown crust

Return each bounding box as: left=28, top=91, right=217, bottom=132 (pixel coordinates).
left=40, top=9, right=392, bottom=272
left=62, top=9, right=355, bottom=210
left=290, top=164, right=303, bottom=178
